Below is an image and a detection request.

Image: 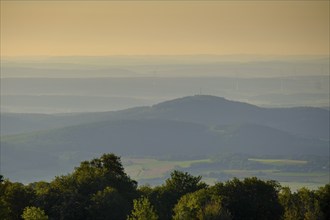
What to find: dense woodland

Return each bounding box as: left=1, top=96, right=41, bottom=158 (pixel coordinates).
left=1, top=153, right=329, bottom=220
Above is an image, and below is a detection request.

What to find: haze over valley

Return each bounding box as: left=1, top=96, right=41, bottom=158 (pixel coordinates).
left=1, top=55, right=329, bottom=187
left=1, top=55, right=329, bottom=113
left=0, top=1, right=329, bottom=214
left=1, top=94, right=329, bottom=188
left=1, top=1, right=330, bottom=219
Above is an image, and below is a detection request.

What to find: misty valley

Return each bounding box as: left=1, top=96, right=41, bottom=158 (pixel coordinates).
left=2, top=1, right=330, bottom=219
left=1, top=58, right=329, bottom=220
left=1, top=95, right=329, bottom=191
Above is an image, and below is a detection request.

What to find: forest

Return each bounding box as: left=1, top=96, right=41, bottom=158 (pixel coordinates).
left=1, top=153, right=329, bottom=220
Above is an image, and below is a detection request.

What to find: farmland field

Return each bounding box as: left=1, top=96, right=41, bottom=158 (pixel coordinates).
left=123, top=158, right=212, bottom=180
left=248, top=158, right=308, bottom=165
left=122, top=156, right=329, bottom=190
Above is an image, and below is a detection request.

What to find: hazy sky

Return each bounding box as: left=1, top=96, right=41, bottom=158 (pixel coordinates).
left=1, top=1, right=329, bottom=57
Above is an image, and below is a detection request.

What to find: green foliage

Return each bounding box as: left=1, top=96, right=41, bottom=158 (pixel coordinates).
left=1, top=154, right=329, bottom=220
left=73, top=153, right=137, bottom=194
left=279, top=187, right=323, bottom=220
left=35, top=153, right=138, bottom=220
left=127, top=197, right=158, bottom=220
left=87, top=187, right=129, bottom=220
left=148, top=170, right=207, bottom=220
left=213, top=177, right=283, bottom=220
left=28, top=181, right=51, bottom=212
left=317, top=184, right=330, bottom=220
left=138, top=184, right=154, bottom=196
left=165, top=170, right=207, bottom=195
left=0, top=180, right=35, bottom=220
left=21, top=207, right=48, bottom=220
left=173, top=188, right=232, bottom=220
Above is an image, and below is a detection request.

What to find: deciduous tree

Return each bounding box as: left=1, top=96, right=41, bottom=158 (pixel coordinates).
left=213, top=177, right=283, bottom=220
left=127, top=197, right=158, bottom=220
left=173, top=188, right=232, bottom=220
left=21, top=206, right=48, bottom=220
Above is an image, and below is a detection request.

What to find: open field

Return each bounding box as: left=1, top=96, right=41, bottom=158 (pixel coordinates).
left=123, top=158, right=212, bottom=180
left=122, top=157, right=329, bottom=190
left=248, top=158, right=308, bottom=165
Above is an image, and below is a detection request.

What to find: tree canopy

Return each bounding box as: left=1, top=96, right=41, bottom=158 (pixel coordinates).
left=173, top=188, right=232, bottom=220
left=0, top=153, right=328, bottom=220
left=21, top=207, right=48, bottom=220
left=212, top=177, right=283, bottom=220
left=127, top=197, right=158, bottom=220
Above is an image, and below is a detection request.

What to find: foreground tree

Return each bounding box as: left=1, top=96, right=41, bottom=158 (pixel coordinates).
left=213, top=177, right=283, bottom=220
left=317, top=184, right=330, bottom=220
left=87, top=187, right=129, bottom=220
left=173, top=188, right=232, bottom=220
left=36, top=153, right=138, bottom=220
left=2, top=153, right=329, bottom=220
left=279, top=187, right=323, bottom=220
left=127, top=197, right=158, bottom=220
left=164, top=171, right=207, bottom=196
left=0, top=180, right=35, bottom=220
left=21, top=207, right=48, bottom=220
left=147, top=170, right=207, bottom=220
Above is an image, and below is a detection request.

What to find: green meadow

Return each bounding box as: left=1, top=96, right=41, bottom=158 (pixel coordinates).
left=248, top=158, right=308, bottom=165
left=123, top=158, right=212, bottom=180
left=122, top=157, right=329, bottom=190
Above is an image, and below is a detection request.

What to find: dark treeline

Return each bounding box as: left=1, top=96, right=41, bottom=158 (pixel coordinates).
left=1, top=153, right=329, bottom=220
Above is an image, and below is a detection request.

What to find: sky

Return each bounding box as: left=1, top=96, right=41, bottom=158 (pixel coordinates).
left=1, top=1, right=329, bottom=57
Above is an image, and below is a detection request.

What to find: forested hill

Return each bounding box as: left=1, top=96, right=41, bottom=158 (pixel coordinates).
left=2, top=95, right=329, bottom=139
left=1, top=95, right=329, bottom=183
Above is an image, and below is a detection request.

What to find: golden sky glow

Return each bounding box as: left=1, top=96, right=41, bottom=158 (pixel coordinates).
left=1, top=1, right=329, bottom=56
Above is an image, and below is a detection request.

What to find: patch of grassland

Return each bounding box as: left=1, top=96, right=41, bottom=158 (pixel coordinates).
left=123, top=157, right=211, bottom=180
left=123, top=157, right=329, bottom=190
left=248, top=158, right=307, bottom=165
left=272, top=172, right=328, bottom=177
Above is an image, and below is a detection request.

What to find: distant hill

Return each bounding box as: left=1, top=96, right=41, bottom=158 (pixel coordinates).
left=2, top=95, right=329, bottom=139
left=1, top=95, right=329, bottom=182
left=2, top=119, right=327, bottom=157
left=0, top=106, right=149, bottom=135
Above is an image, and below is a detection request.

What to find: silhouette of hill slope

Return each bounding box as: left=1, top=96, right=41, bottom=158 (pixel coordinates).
left=2, top=95, right=328, bottom=140
left=2, top=119, right=327, bottom=159
left=2, top=95, right=329, bottom=183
